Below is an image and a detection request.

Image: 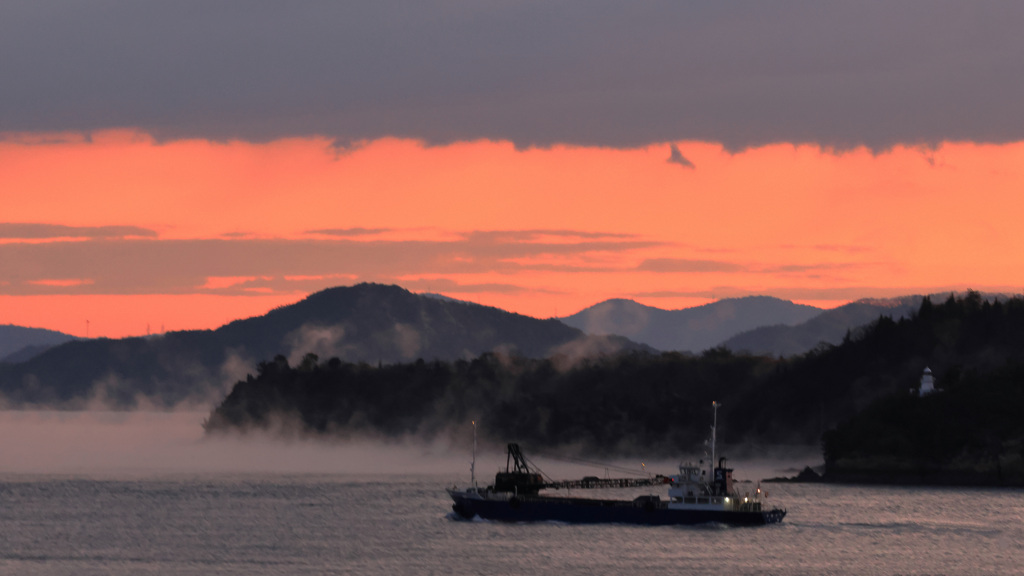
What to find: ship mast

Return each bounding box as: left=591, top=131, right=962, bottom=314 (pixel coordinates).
left=710, top=401, right=719, bottom=482
left=471, top=420, right=478, bottom=489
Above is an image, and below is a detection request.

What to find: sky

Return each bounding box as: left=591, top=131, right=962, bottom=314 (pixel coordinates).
left=3, top=1, right=1024, bottom=338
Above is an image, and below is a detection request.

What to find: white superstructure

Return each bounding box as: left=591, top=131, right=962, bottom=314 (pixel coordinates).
left=919, top=367, right=936, bottom=396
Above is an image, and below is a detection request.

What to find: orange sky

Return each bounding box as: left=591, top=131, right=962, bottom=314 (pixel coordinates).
left=3, top=131, right=1023, bottom=338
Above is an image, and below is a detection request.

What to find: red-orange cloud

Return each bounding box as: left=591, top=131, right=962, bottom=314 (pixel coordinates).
left=3, top=132, right=1023, bottom=336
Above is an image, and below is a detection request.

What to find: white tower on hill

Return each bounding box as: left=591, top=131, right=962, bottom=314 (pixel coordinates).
left=919, top=367, right=936, bottom=397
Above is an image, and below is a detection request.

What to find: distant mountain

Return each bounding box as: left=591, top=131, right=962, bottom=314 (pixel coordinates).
left=0, top=325, right=76, bottom=363
left=560, top=296, right=822, bottom=352
left=0, top=283, right=648, bottom=407
left=720, top=297, right=924, bottom=357
left=720, top=293, right=1015, bottom=357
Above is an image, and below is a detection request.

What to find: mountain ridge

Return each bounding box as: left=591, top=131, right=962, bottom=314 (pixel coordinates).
left=720, top=296, right=925, bottom=357
left=0, top=325, right=76, bottom=363
left=720, top=292, right=1015, bottom=357
left=560, top=295, right=822, bottom=352
left=0, top=283, right=648, bottom=407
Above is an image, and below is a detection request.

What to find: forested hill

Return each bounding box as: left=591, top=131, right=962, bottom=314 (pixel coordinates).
left=820, top=364, right=1024, bottom=486
left=206, top=292, right=1024, bottom=466
left=212, top=283, right=647, bottom=363
left=205, top=349, right=772, bottom=455
left=0, top=283, right=646, bottom=406
left=719, top=296, right=923, bottom=357
left=818, top=293, right=1024, bottom=485
left=728, top=292, right=1024, bottom=449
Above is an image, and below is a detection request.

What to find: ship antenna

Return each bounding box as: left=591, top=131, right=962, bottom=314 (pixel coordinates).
left=471, top=420, right=478, bottom=489
left=710, top=401, right=720, bottom=482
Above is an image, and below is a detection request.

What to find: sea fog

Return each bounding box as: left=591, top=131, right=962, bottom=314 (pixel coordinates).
left=9, top=411, right=1021, bottom=576
left=0, top=410, right=821, bottom=482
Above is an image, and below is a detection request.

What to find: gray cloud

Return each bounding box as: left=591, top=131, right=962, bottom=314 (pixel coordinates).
left=667, top=144, right=695, bottom=168
left=0, top=231, right=656, bottom=295
left=637, top=258, right=746, bottom=273
left=2, top=2, right=1022, bottom=150
left=636, top=258, right=870, bottom=276
left=779, top=244, right=873, bottom=254
left=307, top=228, right=391, bottom=237
left=398, top=277, right=564, bottom=296
left=758, top=262, right=862, bottom=274
left=0, top=223, right=156, bottom=240
left=463, top=230, right=640, bottom=244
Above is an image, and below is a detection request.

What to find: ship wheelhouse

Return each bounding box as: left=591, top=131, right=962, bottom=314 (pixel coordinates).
left=666, top=458, right=763, bottom=512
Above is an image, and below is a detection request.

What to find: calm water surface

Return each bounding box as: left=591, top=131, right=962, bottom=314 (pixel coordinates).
left=1, top=473, right=1021, bottom=575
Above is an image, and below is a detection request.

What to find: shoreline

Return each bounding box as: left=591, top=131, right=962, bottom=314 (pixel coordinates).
left=764, top=465, right=1024, bottom=488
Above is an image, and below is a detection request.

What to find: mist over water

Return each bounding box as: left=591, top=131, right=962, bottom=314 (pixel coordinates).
left=0, top=410, right=821, bottom=481
left=1, top=411, right=1019, bottom=575
left=0, top=410, right=475, bottom=478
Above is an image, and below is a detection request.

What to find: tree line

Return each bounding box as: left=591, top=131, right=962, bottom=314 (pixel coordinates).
left=206, top=292, right=1024, bottom=477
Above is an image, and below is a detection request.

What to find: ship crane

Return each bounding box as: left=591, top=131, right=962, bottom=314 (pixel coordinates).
left=494, top=443, right=666, bottom=493
left=543, top=476, right=668, bottom=490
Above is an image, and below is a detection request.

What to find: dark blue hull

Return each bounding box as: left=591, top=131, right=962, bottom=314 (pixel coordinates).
left=450, top=493, right=786, bottom=526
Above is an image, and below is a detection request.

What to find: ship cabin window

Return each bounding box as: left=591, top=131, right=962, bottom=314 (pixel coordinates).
left=684, top=497, right=696, bottom=504
left=671, top=497, right=682, bottom=503
left=697, top=497, right=709, bottom=504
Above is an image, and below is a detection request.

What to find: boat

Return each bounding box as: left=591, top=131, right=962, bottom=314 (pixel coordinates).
left=447, top=403, right=786, bottom=526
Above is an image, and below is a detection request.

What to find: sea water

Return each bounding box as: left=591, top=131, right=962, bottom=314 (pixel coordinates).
left=0, top=411, right=1020, bottom=575
left=1, top=474, right=1021, bottom=575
